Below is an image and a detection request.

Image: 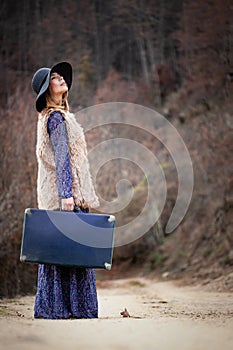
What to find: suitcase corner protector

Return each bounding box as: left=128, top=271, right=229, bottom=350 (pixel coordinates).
left=104, top=262, right=112, bottom=270
left=20, top=255, right=27, bottom=262
left=108, top=215, right=115, bottom=223
left=25, top=208, right=32, bottom=215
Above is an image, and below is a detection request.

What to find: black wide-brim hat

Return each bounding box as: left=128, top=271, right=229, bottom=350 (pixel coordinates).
left=31, top=61, right=72, bottom=112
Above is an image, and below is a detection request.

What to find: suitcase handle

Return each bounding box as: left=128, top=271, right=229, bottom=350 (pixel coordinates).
left=73, top=205, right=89, bottom=213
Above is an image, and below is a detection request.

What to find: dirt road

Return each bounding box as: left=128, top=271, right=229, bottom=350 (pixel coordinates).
left=0, top=277, right=232, bottom=350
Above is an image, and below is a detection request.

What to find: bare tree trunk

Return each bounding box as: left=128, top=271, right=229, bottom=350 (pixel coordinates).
left=137, top=36, right=150, bottom=86
left=158, top=0, right=165, bottom=64
left=34, top=0, right=42, bottom=64
left=182, top=0, right=192, bottom=77
left=17, top=0, right=28, bottom=78
left=135, top=0, right=150, bottom=86
left=146, top=38, right=156, bottom=73
left=104, top=28, right=110, bottom=75
left=1, top=1, right=11, bottom=103
left=94, top=0, right=102, bottom=83
left=146, top=38, right=162, bottom=106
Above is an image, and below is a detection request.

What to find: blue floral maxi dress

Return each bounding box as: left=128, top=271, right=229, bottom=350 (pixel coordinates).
left=34, top=111, right=98, bottom=319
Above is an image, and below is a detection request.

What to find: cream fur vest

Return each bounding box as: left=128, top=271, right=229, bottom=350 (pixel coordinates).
left=36, top=108, right=99, bottom=210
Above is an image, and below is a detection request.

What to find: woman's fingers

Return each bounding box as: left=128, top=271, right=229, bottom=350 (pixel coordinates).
left=61, top=197, right=74, bottom=211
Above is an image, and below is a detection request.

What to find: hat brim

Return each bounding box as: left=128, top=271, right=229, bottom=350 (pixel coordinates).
left=36, top=61, right=72, bottom=112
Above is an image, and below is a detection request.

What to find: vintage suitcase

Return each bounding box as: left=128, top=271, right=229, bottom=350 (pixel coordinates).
left=20, top=208, right=115, bottom=270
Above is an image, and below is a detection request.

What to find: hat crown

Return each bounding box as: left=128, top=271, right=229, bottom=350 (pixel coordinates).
left=32, top=67, right=50, bottom=94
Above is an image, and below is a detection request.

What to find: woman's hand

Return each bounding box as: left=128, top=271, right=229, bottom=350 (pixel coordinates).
left=61, top=197, right=75, bottom=211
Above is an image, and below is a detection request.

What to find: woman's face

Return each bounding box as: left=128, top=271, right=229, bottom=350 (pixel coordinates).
left=49, top=72, right=68, bottom=97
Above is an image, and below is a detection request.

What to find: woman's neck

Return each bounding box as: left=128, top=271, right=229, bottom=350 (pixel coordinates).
left=52, top=95, right=62, bottom=106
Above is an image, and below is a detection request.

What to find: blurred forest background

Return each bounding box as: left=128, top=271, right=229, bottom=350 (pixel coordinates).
left=0, top=0, right=233, bottom=297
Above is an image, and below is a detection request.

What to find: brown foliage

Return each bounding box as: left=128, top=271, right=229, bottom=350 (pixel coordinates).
left=0, top=83, right=38, bottom=297
left=149, top=103, right=233, bottom=281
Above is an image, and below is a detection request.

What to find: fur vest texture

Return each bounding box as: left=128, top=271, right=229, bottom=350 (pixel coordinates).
left=36, top=108, right=99, bottom=210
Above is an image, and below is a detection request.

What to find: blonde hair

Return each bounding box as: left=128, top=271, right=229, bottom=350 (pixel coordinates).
left=45, top=91, right=69, bottom=111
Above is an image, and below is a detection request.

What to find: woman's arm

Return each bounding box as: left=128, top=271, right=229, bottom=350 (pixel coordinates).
left=47, top=111, right=74, bottom=211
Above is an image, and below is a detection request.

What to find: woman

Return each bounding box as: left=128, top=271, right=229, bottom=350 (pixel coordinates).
left=31, top=61, right=99, bottom=319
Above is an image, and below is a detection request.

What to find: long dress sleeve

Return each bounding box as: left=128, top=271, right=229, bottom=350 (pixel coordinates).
left=47, top=111, right=73, bottom=199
